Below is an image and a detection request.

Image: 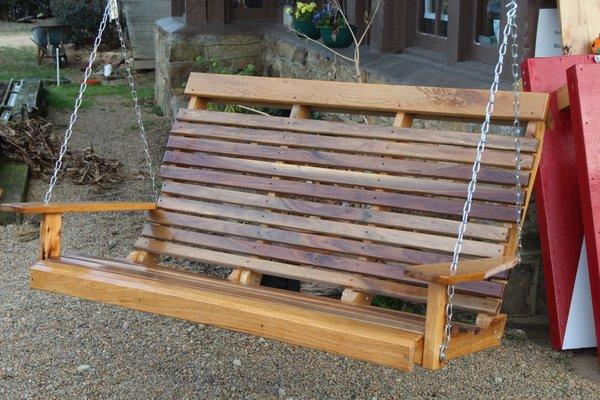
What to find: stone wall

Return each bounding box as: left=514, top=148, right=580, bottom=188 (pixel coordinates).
left=154, top=18, right=545, bottom=317
left=155, top=18, right=264, bottom=119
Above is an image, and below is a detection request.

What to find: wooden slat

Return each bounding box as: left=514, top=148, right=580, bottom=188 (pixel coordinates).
left=31, top=260, right=420, bottom=371
left=160, top=181, right=509, bottom=241
left=404, top=256, right=519, bottom=284
left=134, top=238, right=501, bottom=314
left=446, top=315, right=506, bottom=360
left=156, top=197, right=504, bottom=258
left=159, top=166, right=518, bottom=222
left=59, top=254, right=443, bottom=330
left=147, top=210, right=450, bottom=265
left=166, top=135, right=530, bottom=185
left=176, top=109, right=541, bottom=152
left=141, top=223, right=409, bottom=280
left=163, top=151, right=522, bottom=204
left=0, top=202, right=156, bottom=214
left=183, top=73, right=549, bottom=121
left=170, top=122, right=534, bottom=169
left=140, top=221, right=505, bottom=298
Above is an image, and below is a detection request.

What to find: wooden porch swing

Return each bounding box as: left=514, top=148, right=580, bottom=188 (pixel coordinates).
left=0, top=0, right=549, bottom=372
left=2, top=72, right=548, bottom=371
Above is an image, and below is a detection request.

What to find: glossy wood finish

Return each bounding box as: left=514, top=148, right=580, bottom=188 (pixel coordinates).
left=404, top=256, right=519, bottom=285
left=0, top=202, right=156, bottom=214
left=18, top=74, right=547, bottom=370
left=184, top=73, right=549, bottom=121
left=31, top=258, right=421, bottom=371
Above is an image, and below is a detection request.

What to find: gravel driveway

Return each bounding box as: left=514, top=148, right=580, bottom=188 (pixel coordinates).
left=1, top=92, right=600, bottom=399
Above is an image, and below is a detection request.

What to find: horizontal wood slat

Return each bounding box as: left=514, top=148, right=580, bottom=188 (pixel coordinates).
left=133, top=238, right=502, bottom=314
left=163, top=151, right=522, bottom=203
left=170, top=122, right=534, bottom=169
left=159, top=166, right=518, bottom=222
left=140, top=221, right=504, bottom=298
left=156, top=197, right=504, bottom=258
left=147, top=210, right=450, bottom=265
left=176, top=109, right=540, bottom=152
left=183, top=73, right=549, bottom=121
left=167, top=135, right=529, bottom=186
left=160, top=181, right=510, bottom=241
left=61, top=255, right=480, bottom=331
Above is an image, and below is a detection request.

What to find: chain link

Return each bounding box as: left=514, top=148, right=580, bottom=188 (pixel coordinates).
left=439, top=0, right=520, bottom=361
left=43, top=1, right=157, bottom=203
left=510, top=11, right=524, bottom=265
left=114, top=18, right=158, bottom=199
left=43, top=2, right=111, bottom=204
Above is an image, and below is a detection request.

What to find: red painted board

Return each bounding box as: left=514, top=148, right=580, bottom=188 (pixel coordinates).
left=566, top=63, right=600, bottom=360
left=522, top=55, right=597, bottom=350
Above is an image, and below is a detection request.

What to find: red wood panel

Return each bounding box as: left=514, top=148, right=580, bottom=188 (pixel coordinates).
left=566, top=63, right=600, bottom=360
left=522, top=55, right=597, bottom=350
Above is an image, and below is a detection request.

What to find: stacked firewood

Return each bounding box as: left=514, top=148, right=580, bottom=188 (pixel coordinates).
left=0, top=117, right=123, bottom=185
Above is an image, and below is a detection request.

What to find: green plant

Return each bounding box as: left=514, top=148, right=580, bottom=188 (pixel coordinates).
left=312, top=3, right=344, bottom=30
left=195, top=57, right=259, bottom=114
left=293, top=1, right=317, bottom=22
left=1, top=0, right=51, bottom=21
left=50, top=0, right=118, bottom=49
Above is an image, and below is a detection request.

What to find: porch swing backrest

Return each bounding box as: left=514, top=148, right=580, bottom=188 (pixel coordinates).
left=134, top=73, right=548, bottom=315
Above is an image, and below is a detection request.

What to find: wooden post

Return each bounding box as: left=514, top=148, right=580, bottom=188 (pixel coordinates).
left=558, top=0, right=600, bottom=55
left=447, top=0, right=473, bottom=64
left=422, top=282, right=448, bottom=370
left=39, top=213, right=62, bottom=260
left=185, top=0, right=207, bottom=26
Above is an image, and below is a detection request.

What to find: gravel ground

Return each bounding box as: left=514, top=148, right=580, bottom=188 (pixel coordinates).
left=1, top=85, right=600, bottom=399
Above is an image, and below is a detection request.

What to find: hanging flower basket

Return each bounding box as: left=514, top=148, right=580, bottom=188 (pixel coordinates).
left=293, top=20, right=321, bottom=40
left=319, top=25, right=356, bottom=48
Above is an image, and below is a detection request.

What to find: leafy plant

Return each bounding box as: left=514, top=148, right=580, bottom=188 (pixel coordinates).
left=194, top=57, right=258, bottom=114
left=293, top=1, right=317, bottom=22
left=0, top=0, right=51, bottom=21
left=50, top=0, right=118, bottom=49
left=312, top=3, right=344, bottom=30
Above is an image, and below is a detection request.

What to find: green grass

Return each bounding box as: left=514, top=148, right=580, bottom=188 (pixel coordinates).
left=0, top=46, right=154, bottom=109
left=46, top=84, right=154, bottom=109
left=0, top=46, right=61, bottom=81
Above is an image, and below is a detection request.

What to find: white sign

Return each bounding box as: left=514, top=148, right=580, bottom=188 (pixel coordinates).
left=535, top=9, right=562, bottom=57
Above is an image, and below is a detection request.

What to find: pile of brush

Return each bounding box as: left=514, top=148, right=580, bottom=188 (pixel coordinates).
left=0, top=117, right=123, bottom=185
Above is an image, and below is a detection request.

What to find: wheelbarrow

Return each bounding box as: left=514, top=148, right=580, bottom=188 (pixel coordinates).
left=31, top=25, right=72, bottom=67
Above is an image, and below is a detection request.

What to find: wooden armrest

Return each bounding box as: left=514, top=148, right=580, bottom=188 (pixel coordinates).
left=404, top=256, right=518, bottom=284
left=0, top=202, right=156, bottom=214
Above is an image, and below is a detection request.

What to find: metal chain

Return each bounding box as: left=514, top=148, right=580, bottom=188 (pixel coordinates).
left=43, top=2, right=111, bottom=204
left=510, top=12, right=524, bottom=264
left=114, top=18, right=158, bottom=199
left=439, top=0, right=519, bottom=361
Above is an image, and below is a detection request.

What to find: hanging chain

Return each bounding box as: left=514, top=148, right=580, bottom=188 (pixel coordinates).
left=43, top=2, right=111, bottom=204
left=114, top=18, right=158, bottom=199
left=510, top=11, right=524, bottom=264
left=439, top=0, right=519, bottom=361
left=43, top=0, right=157, bottom=203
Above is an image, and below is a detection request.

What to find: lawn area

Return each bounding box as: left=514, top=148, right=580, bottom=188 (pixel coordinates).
left=0, top=46, right=154, bottom=110
left=0, top=46, right=61, bottom=81
left=45, top=83, right=155, bottom=109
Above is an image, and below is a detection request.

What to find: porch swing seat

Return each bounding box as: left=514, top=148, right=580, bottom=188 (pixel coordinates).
left=1, top=74, right=548, bottom=371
